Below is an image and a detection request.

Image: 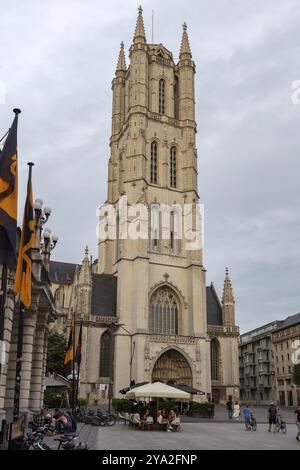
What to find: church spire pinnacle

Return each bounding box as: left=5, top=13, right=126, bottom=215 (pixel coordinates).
left=133, top=5, right=146, bottom=44
left=222, top=267, right=235, bottom=304
left=179, top=22, right=192, bottom=59
left=116, top=41, right=126, bottom=72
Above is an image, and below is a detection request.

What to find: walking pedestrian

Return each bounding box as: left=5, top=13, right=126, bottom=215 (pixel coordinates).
left=233, top=401, right=240, bottom=421
left=226, top=398, right=233, bottom=420
left=295, top=405, right=300, bottom=442
left=268, top=402, right=278, bottom=433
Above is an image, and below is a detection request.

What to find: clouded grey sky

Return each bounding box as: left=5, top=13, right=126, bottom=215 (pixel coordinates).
left=1, top=0, right=299, bottom=332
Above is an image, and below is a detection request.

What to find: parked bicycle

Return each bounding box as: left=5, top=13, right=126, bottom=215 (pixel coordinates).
left=23, top=431, right=89, bottom=450
left=74, top=408, right=116, bottom=427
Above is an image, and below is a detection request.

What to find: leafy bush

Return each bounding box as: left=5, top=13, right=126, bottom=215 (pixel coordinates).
left=43, top=388, right=68, bottom=409
left=78, top=397, right=89, bottom=407
left=188, top=402, right=215, bottom=418
left=46, top=331, right=68, bottom=376
left=112, top=398, right=136, bottom=413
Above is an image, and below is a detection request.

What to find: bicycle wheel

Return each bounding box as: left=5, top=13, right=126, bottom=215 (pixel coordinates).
left=281, top=425, right=287, bottom=434
left=107, top=415, right=116, bottom=426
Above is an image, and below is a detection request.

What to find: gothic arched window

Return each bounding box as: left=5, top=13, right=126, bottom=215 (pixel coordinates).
left=149, top=287, right=178, bottom=335
left=151, top=142, right=158, bottom=184
left=211, top=338, right=220, bottom=381
left=159, top=79, right=165, bottom=114
left=170, top=147, right=177, bottom=188
left=100, top=331, right=113, bottom=378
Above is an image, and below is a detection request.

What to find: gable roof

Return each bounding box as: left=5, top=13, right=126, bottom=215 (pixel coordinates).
left=91, top=273, right=117, bottom=317
left=49, top=260, right=77, bottom=284
left=206, top=284, right=223, bottom=326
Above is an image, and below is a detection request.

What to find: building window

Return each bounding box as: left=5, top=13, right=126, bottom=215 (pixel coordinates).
left=211, top=338, right=220, bottom=381
left=159, top=79, right=165, bottom=114
left=100, top=331, right=113, bottom=378
left=149, top=287, right=178, bottom=335
left=151, top=141, right=158, bottom=184
left=150, top=203, right=161, bottom=252
left=170, top=147, right=177, bottom=188
left=116, top=212, right=120, bottom=261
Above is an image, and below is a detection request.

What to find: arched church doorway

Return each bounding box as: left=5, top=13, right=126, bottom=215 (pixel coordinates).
left=151, top=349, right=193, bottom=386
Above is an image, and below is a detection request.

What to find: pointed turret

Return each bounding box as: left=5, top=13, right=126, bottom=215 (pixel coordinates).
left=75, top=247, right=92, bottom=315
left=179, top=22, right=192, bottom=60
left=222, top=268, right=236, bottom=327
left=116, top=41, right=126, bottom=73
left=133, top=5, right=146, bottom=44
left=112, top=42, right=126, bottom=136
left=177, top=22, right=195, bottom=122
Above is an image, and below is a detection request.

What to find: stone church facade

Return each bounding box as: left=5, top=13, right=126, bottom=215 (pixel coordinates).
left=50, top=7, right=240, bottom=404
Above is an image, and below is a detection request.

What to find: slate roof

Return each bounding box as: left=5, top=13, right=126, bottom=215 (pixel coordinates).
left=274, top=312, right=300, bottom=332
left=91, top=273, right=117, bottom=317
left=206, top=284, right=223, bottom=326
left=49, top=260, right=77, bottom=284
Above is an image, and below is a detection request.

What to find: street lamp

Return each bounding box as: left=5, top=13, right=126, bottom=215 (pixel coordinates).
left=33, top=198, right=58, bottom=270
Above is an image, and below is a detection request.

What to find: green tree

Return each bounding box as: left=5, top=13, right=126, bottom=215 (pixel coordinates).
left=293, top=363, right=300, bottom=386
left=46, top=331, right=67, bottom=376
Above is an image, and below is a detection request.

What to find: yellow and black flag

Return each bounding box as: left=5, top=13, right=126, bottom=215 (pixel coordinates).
left=64, top=318, right=75, bottom=365
left=14, top=163, right=35, bottom=308
left=0, top=109, right=21, bottom=268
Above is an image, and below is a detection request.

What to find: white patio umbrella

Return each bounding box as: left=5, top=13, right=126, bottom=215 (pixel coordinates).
left=126, top=381, right=190, bottom=400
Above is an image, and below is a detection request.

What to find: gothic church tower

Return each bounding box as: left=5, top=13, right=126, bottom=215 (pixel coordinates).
left=98, top=7, right=211, bottom=396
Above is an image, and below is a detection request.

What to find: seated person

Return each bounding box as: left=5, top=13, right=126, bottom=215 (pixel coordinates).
left=141, top=409, right=153, bottom=429
left=168, top=410, right=177, bottom=431
left=130, top=412, right=142, bottom=428
left=53, top=410, right=73, bottom=434
left=156, top=410, right=169, bottom=427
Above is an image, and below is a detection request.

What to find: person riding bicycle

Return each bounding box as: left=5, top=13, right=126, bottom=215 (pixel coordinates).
left=268, top=402, right=278, bottom=433
left=242, top=405, right=252, bottom=430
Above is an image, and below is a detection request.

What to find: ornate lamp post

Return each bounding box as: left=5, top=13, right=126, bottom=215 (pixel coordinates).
left=33, top=198, right=58, bottom=270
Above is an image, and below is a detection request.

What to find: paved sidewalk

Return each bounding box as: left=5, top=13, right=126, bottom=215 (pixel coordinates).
left=213, top=405, right=297, bottom=424
left=44, top=421, right=300, bottom=450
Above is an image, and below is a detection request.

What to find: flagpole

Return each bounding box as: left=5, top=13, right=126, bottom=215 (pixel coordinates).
left=75, top=319, right=82, bottom=408
left=75, top=351, right=81, bottom=409
left=13, top=302, right=25, bottom=421
left=72, top=309, right=76, bottom=412
left=0, top=263, right=8, bottom=375
left=13, top=162, right=34, bottom=422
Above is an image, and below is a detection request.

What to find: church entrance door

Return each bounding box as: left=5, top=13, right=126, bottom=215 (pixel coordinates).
left=152, top=349, right=193, bottom=386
